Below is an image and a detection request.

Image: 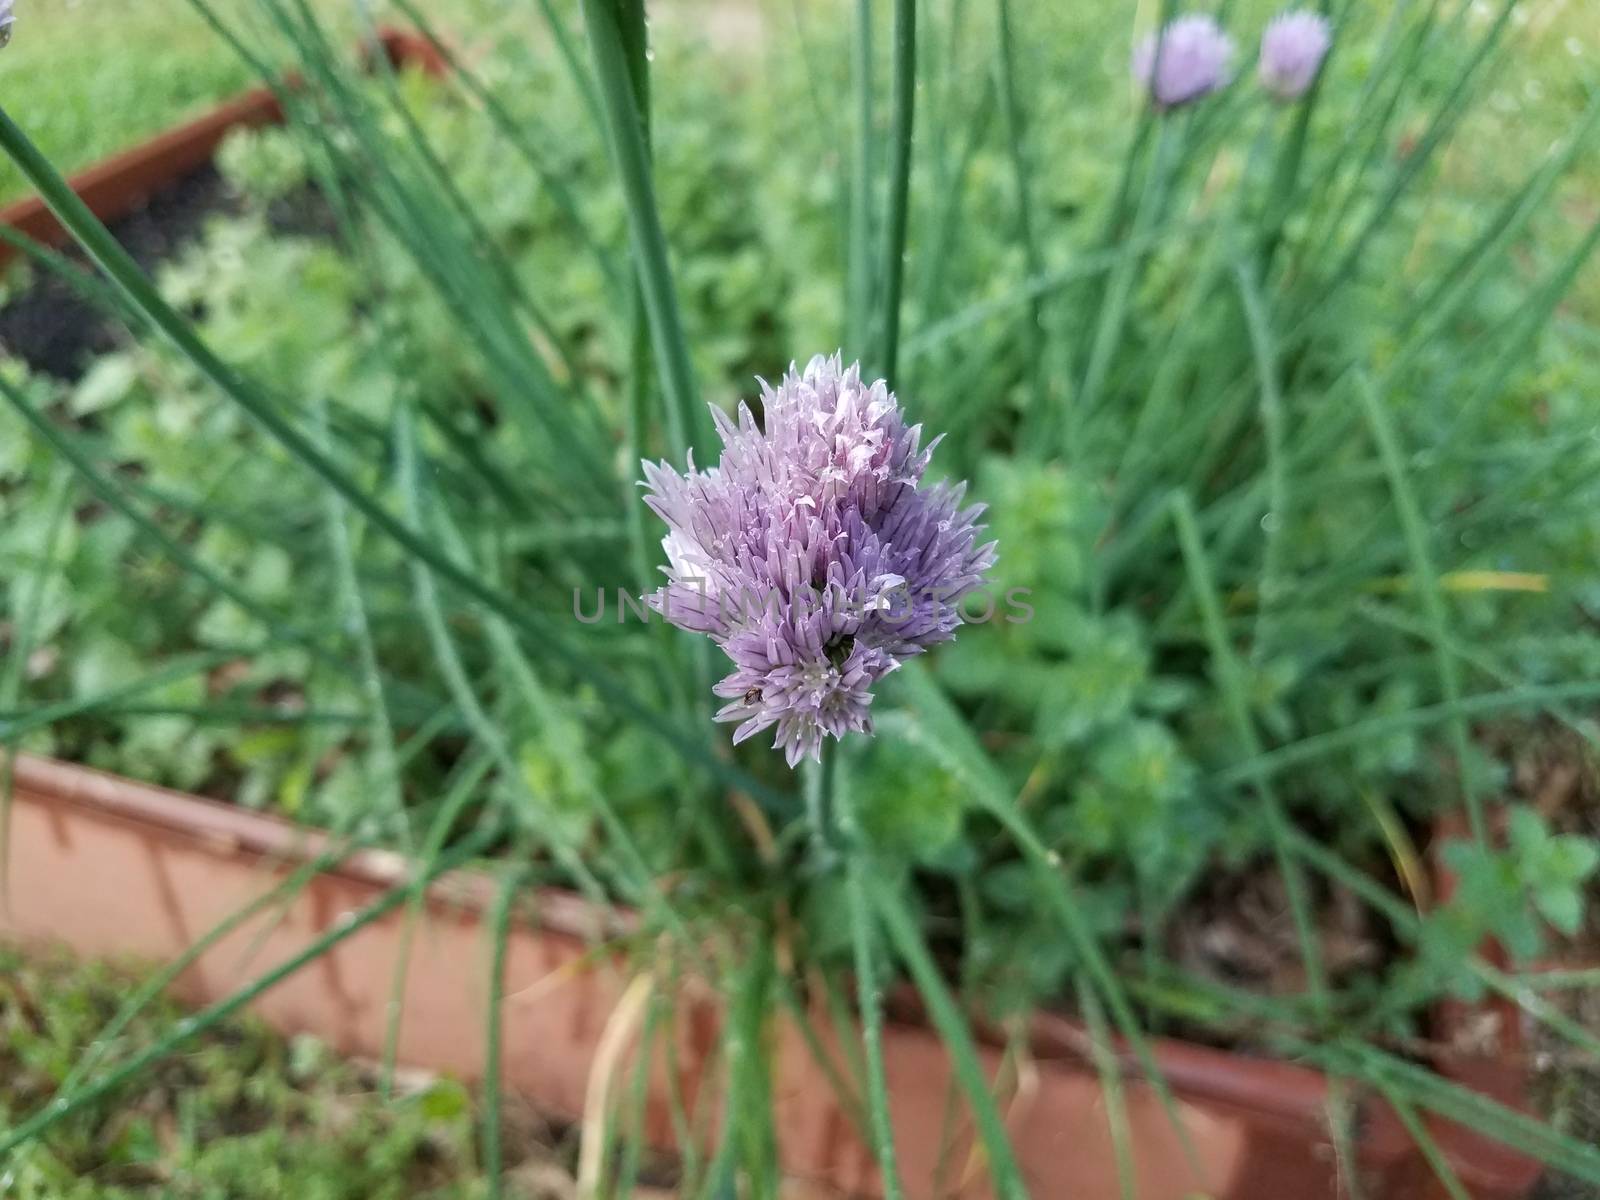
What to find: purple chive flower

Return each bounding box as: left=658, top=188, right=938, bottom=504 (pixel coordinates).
left=641, top=354, right=996, bottom=767
left=1132, top=15, right=1236, bottom=109
left=1258, top=11, right=1332, bottom=100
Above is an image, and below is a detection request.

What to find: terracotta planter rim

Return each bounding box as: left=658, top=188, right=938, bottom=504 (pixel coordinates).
left=0, top=751, right=1369, bottom=1086
left=0, top=754, right=1379, bottom=1084
left=3, top=752, right=615, bottom=942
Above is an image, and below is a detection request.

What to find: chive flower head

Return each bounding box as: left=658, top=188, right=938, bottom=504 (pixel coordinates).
left=641, top=354, right=996, bottom=766
left=1259, top=10, right=1332, bottom=100
left=1132, top=14, right=1236, bottom=109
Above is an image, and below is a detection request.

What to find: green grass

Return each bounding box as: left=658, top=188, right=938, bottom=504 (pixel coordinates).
left=0, top=0, right=258, bottom=205
left=0, top=943, right=541, bottom=1199
left=1435, top=1, right=1600, bottom=319
left=0, top=0, right=536, bottom=208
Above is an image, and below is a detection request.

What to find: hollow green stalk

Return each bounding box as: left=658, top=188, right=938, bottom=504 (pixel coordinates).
left=877, top=0, right=917, bottom=387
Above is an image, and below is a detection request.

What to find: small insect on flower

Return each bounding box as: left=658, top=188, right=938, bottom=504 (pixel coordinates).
left=1258, top=10, right=1332, bottom=101
left=0, top=0, right=14, bottom=49
left=641, top=354, right=996, bottom=767
left=1132, top=14, right=1236, bottom=110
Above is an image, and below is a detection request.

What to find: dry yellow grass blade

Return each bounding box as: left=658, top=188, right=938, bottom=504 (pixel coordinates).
left=577, top=970, right=656, bottom=1199
left=1361, top=788, right=1431, bottom=913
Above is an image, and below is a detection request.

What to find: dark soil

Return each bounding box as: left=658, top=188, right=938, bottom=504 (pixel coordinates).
left=0, top=164, right=336, bottom=381
left=0, top=166, right=239, bottom=379
left=1165, top=855, right=1391, bottom=1001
